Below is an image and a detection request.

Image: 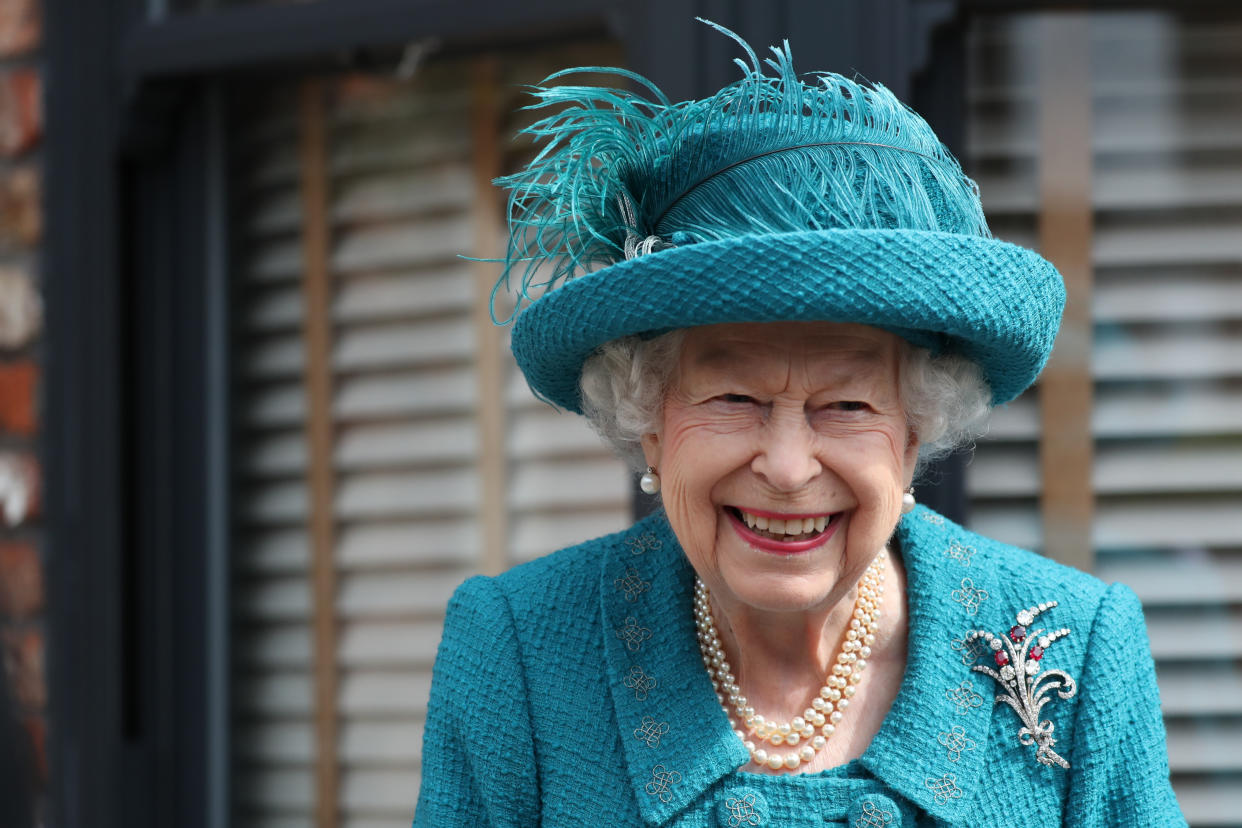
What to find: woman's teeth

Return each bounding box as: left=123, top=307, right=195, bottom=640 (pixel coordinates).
left=738, top=509, right=829, bottom=539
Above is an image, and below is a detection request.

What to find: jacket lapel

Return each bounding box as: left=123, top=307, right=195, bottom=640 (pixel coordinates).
left=861, top=506, right=997, bottom=822
left=599, top=512, right=749, bottom=824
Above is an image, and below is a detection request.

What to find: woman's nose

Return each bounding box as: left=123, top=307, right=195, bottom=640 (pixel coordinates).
left=751, top=411, right=822, bottom=491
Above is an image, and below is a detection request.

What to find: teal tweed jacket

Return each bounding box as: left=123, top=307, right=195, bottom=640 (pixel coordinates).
left=414, top=507, right=1184, bottom=827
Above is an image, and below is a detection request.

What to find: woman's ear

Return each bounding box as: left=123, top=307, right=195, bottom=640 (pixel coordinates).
left=640, top=432, right=662, bottom=470
left=902, top=431, right=921, bottom=489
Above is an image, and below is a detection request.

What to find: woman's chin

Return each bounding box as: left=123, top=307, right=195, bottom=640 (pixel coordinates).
left=714, top=541, right=848, bottom=613
left=718, top=572, right=842, bottom=615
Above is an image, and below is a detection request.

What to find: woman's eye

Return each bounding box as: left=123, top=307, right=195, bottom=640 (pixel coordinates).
left=832, top=401, right=869, bottom=412
left=719, top=394, right=757, bottom=405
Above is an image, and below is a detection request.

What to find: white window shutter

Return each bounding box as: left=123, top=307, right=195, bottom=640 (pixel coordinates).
left=230, top=41, right=629, bottom=827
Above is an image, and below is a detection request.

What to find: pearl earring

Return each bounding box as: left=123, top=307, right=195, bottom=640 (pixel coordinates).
left=639, top=466, right=661, bottom=495
left=901, top=487, right=916, bottom=514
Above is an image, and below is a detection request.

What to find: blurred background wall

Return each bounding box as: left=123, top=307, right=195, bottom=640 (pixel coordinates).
left=9, top=1, right=1241, bottom=826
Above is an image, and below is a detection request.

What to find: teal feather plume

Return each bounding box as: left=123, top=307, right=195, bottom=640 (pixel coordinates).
left=492, top=20, right=990, bottom=322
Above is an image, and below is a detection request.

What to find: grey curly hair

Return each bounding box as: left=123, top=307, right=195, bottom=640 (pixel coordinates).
left=579, top=331, right=991, bottom=474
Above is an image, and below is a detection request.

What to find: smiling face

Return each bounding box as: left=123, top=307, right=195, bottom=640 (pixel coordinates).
left=641, top=321, right=919, bottom=616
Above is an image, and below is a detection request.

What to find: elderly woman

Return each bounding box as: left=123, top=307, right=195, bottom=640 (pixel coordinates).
left=414, top=27, right=1184, bottom=827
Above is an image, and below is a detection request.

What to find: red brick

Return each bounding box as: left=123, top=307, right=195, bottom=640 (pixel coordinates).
left=1, top=627, right=43, bottom=709
left=0, top=165, right=39, bottom=246
left=0, top=69, right=40, bottom=157
left=0, top=0, right=38, bottom=58
left=0, top=359, right=35, bottom=433
left=0, top=360, right=36, bottom=435
left=0, top=265, right=41, bottom=348
left=0, top=541, right=40, bottom=618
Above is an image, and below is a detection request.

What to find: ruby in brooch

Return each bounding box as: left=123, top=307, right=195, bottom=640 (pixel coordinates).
left=1029, top=645, right=1044, bottom=660
left=994, top=650, right=1010, bottom=666
left=1009, top=625, right=1026, bottom=643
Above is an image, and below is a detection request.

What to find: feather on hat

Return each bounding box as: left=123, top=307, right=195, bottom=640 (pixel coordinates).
left=494, top=21, right=1065, bottom=410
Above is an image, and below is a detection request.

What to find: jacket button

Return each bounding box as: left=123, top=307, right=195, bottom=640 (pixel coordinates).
left=717, top=787, right=768, bottom=826
left=847, top=793, right=901, bottom=827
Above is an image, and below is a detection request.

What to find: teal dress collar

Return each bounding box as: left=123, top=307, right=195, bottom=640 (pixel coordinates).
left=599, top=506, right=998, bottom=824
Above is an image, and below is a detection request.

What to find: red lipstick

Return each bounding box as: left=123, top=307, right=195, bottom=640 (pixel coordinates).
left=725, top=508, right=840, bottom=554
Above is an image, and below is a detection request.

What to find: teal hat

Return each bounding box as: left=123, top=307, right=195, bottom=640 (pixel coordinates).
left=494, top=22, right=1064, bottom=411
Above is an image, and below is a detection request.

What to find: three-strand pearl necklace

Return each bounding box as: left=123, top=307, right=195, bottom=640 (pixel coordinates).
left=693, top=556, right=885, bottom=772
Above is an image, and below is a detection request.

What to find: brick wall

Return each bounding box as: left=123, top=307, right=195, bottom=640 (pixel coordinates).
left=0, top=0, right=44, bottom=821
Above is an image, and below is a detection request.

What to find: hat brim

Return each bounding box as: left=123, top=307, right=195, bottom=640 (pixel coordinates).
left=510, top=229, right=1065, bottom=412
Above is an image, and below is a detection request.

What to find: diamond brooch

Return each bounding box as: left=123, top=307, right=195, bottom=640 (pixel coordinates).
left=964, top=601, right=1077, bottom=769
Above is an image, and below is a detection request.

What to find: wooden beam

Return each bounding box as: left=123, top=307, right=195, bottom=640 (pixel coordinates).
left=471, top=56, right=510, bottom=576
left=1036, top=14, right=1095, bottom=572
left=297, top=78, right=341, bottom=828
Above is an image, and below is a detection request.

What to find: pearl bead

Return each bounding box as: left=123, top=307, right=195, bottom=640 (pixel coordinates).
left=767, top=754, right=785, bottom=770
left=800, top=745, right=815, bottom=762
left=783, top=753, right=800, bottom=770
left=754, top=749, right=768, bottom=764
left=830, top=711, right=843, bottom=723
left=791, top=716, right=806, bottom=730
left=821, top=724, right=835, bottom=737
left=770, top=732, right=784, bottom=746
left=811, top=735, right=826, bottom=749
left=744, top=740, right=755, bottom=752
left=786, top=732, right=799, bottom=746
left=639, top=469, right=660, bottom=494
